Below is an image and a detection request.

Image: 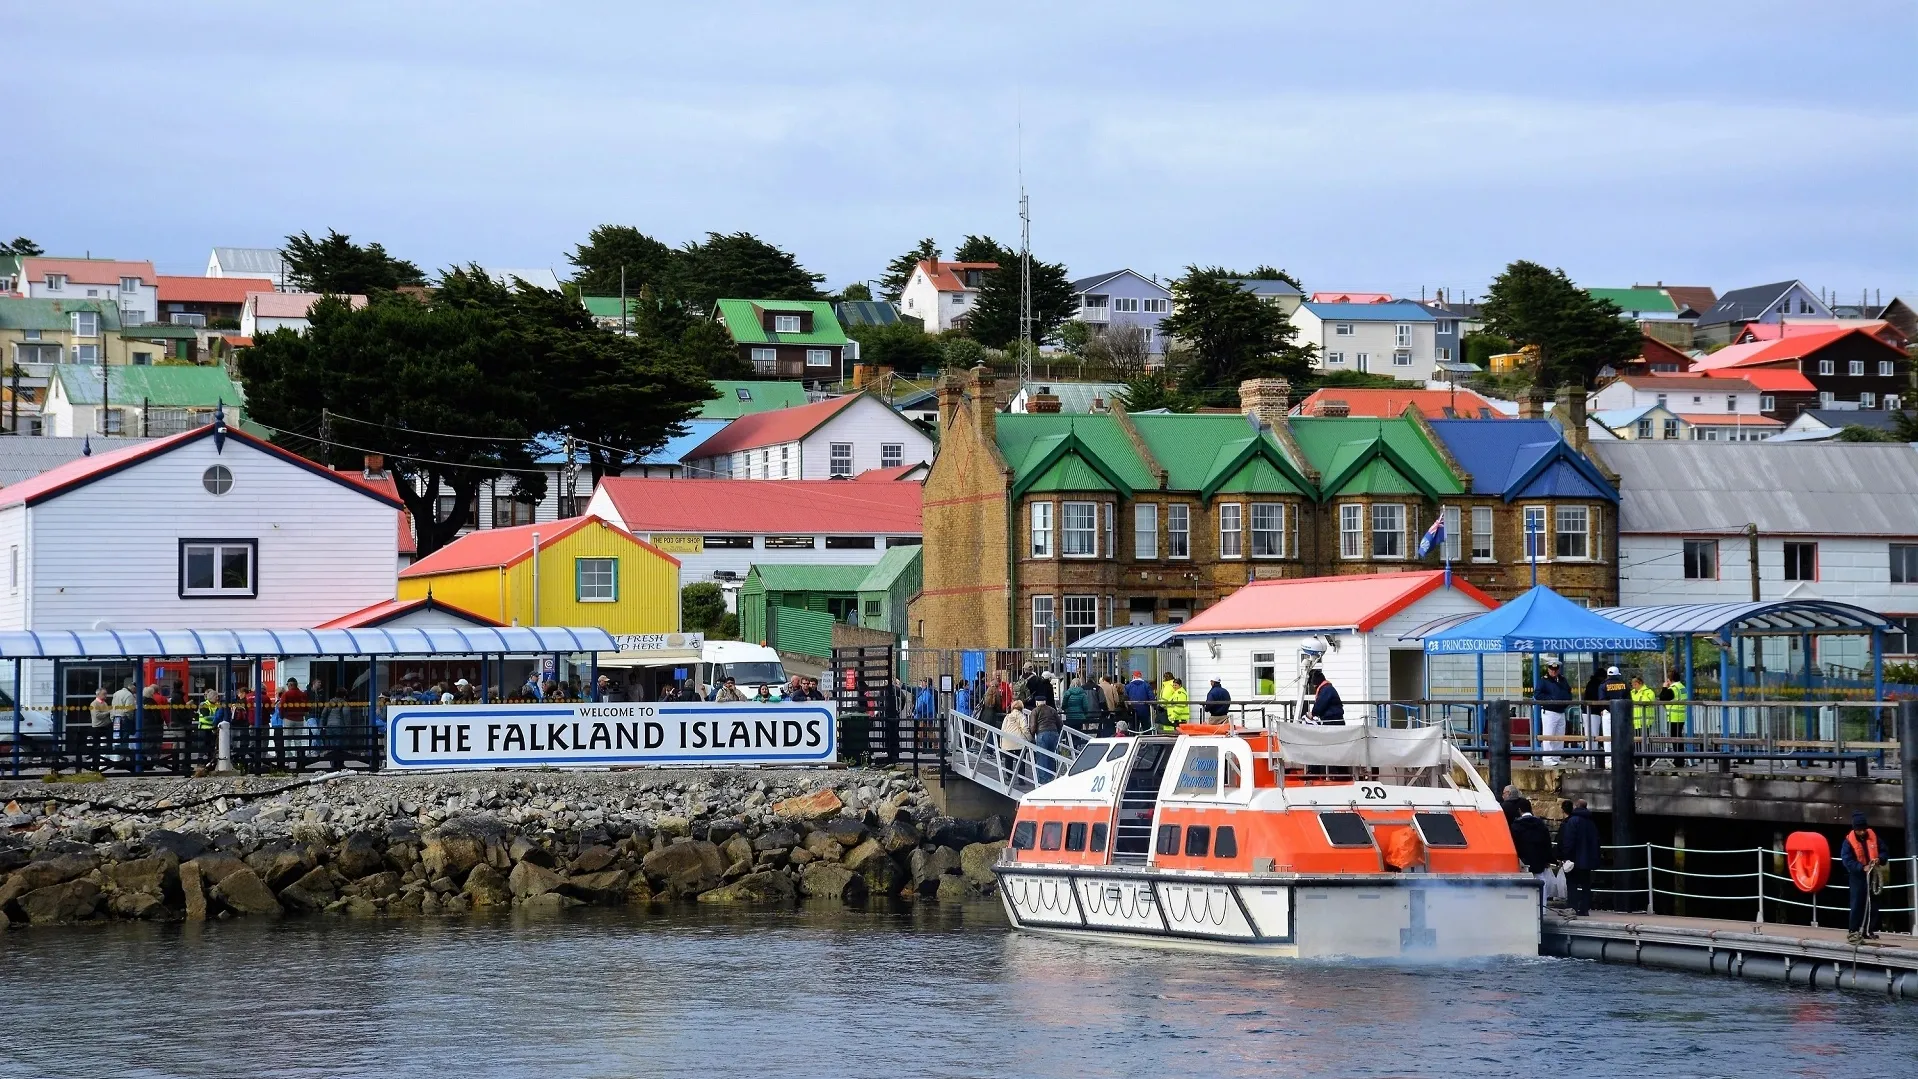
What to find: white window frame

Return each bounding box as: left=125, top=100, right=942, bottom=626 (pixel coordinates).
left=44, top=274, right=64, bottom=291
left=1031, top=595, right=1055, bottom=650
left=1167, top=503, right=1190, bottom=559
left=1393, top=349, right=1412, bottom=367
left=1861, top=392, right=1877, bottom=409
left=1334, top=323, right=1354, bottom=336
left=1134, top=503, right=1157, bottom=560
left=1759, top=395, right=1775, bottom=412
left=1113, top=297, right=1140, bottom=313
left=1063, top=595, right=1098, bottom=644
left=1339, top=503, right=1364, bottom=559
left=1251, top=502, right=1285, bottom=558
left=1819, top=359, right=1834, bottom=376
left=120, top=276, right=139, bottom=292
left=1061, top=501, right=1098, bottom=558
left=1395, top=324, right=1411, bottom=348
left=1726, top=395, right=1738, bottom=411
left=1030, top=502, right=1053, bottom=558
left=180, top=540, right=257, bottom=599
left=74, top=344, right=100, bottom=364
left=773, top=314, right=801, bottom=333
left=1471, top=505, right=1494, bottom=561
left=8, top=545, right=17, bottom=594
left=1554, top=505, right=1590, bottom=560
left=1326, top=351, right=1344, bottom=365
left=1879, top=360, right=1896, bottom=377
left=780, top=445, right=790, bottom=478
left=1441, top=504, right=1461, bottom=562
left=1218, top=503, right=1243, bottom=559
left=829, top=442, right=853, bottom=478
left=1523, top=505, right=1548, bottom=560
left=1355, top=352, right=1370, bottom=372
left=880, top=443, right=902, bottom=469
left=751, top=346, right=776, bottom=369
left=1436, top=346, right=1452, bottom=361
left=1103, top=502, right=1114, bottom=557
left=1848, top=360, right=1865, bottom=376
left=72, top=311, right=99, bottom=337
left=806, top=348, right=832, bottom=367
left=1371, top=503, right=1405, bottom=559
left=575, top=557, right=618, bottom=602
left=1143, top=298, right=1170, bottom=314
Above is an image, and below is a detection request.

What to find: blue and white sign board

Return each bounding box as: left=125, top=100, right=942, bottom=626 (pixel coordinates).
left=386, top=701, right=837, bottom=770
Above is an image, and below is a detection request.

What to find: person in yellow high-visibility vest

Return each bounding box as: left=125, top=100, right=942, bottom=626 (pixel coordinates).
left=1158, top=673, right=1191, bottom=729
left=1662, top=675, right=1689, bottom=767
left=1628, top=676, right=1657, bottom=752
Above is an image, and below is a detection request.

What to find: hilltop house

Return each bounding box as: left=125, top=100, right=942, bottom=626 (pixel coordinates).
left=1069, top=270, right=1173, bottom=356
left=678, top=391, right=932, bottom=481
left=1587, top=376, right=1781, bottom=441
left=1693, top=281, right=1833, bottom=347
left=41, top=365, right=244, bottom=438
left=206, top=247, right=291, bottom=288
left=158, top=275, right=276, bottom=328
left=899, top=260, right=997, bottom=332
left=1227, top=277, right=1305, bottom=314
left=1290, top=300, right=1439, bottom=382
left=241, top=291, right=369, bottom=336
left=17, top=258, right=158, bottom=328
left=0, top=297, right=138, bottom=368
left=1690, top=327, right=1908, bottom=416
left=711, top=299, right=847, bottom=384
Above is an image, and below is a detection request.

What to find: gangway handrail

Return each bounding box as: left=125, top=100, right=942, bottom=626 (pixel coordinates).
left=1583, top=842, right=1918, bottom=928
left=943, top=708, right=1082, bottom=799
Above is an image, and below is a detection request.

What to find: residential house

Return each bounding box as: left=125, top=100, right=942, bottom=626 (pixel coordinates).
left=41, top=365, right=244, bottom=438
left=157, top=275, right=274, bottom=328
left=0, top=254, right=21, bottom=295
left=1310, top=291, right=1392, bottom=304
left=1290, top=300, right=1439, bottom=382
left=241, top=291, right=369, bottom=336
left=1292, top=387, right=1506, bottom=419
left=1588, top=402, right=1683, bottom=443
left=711, top=299, right=848, bottom=384
left=898, top=260, right=996, bottom=332
left=909, top=370, right=1620, bottom=651
left=17, top=259, right=158, bottom=328
left=1693, top=281, right=1833, bottom=346
left=1691, top=327, right=1908, bottom=416
left=207, top=247, right=292, bottom=287
left=738, top=545, right=923, bottom=655
left=699, top=380, right=811, bottom=419
left=1638, top=284, right=1718, bottom=317
left=583, top=478, right=923, bottom=600
left=1593, top=439, right=1918, bottom=664
left=316, top=595, right=502, bottom=631
left=1410, top=298, right=1482, bottom=368
left=1069, top=270, right=1173, bottom=356
left=396, top=515, right=680, bottom=634
left=118, top=324, right=204, bottom=364
left=483, top=267, right=564, bottom=293
left=1588, top=376, right=1781, bottom=441
left=1588, top=287, right=1695, bottom=321
left=1227, top=278, right=1304, bottom=314
left=0, top=297, right=132, bottom=367
left=678, top=391, right=934, bottom=480
left=1777, top=409, right=1916, bottom=441
left=1008, top=381, right=1126, bottom=415
left=1731, top=318, right=1908, bottom=350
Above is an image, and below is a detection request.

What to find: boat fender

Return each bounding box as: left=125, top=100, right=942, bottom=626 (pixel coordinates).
left=1784, top=831, right=1829, bottom=893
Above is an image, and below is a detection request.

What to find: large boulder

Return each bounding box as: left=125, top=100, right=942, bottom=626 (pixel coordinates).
left=560, top=870, right=631, bottom=905
left=508, top=860, right=564, bottom=899
left=696, top=871, right=796, bottom=905
left=798, top=863, right=868, bottom=904
left=0, top=853, right=98, bottom=906
left=624, top=876, right=655, bottom=906
left=642, top=841, right=724, bottom=900
left=188, top=852, right=247, bottom=885
left=178, top=860, right=208, bottom=920
left=824, top=819, right=869, bottom=848
left=277, top=867, right=339, bottom=913
left=509, top=836, right=555, bottom=868
left=978, top=816, right=1011, bottom=843
left=517, top=891, right=583, bottom=916
left=856, top=853, right=907, bottom=898
left=142, top=829, right=208, bottom=863
left=101, top=856, right=174, bottom=897
left=753, top=828, right=801, bottom=853
left=246, top=847, right=312, bottom=892
left=570, top=845, right=618, bottom=874
left=720, top=835, right=754, bottom=876
left=841, top=838, right=885, bottom=872
left=879, top=819, right=920, bottom=855
left=771, top=789, right=843, bottom=821
left=421, top=833, right=487, bottom=883
left=926, top=817, right=981, bottom=850
left=934, top=874, right=971, bottom=904
left=960, top=842, right=1006, bottom=889
left=211, top=867, right=282, bottom=916
left=345, top=871, right=404, bottom=901
left=17, top=879, right=101, bottom=923
left=802, top=830, right=844, bottom=861
left=463, top=864, right=512, bottom=908
left=910, top=846, right=963, bottom=891
left=109, top=891, right=170, bottom=920
left=335, top=833, right=386, bottom=880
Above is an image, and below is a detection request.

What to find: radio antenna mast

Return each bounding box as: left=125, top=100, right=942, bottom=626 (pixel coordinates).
left=1018, top=106, right=1033, bottom=392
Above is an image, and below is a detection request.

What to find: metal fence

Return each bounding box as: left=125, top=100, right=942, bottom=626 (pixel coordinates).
left=943, top=708, right=1090, bottom=797
left=1591, top=843, right=1917, bottom=934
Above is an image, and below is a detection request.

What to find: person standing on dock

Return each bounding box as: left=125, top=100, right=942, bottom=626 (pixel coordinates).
left=1535, top=660, right=1571, bottom=766
left=1558, top=798, right=1601, bottom=916
left=1841, top=812, right=1883, bottom=943
left=1509, top=799, right=1555, bottom=900
left=1124, top=671, right=1153, bottom=733
left=1205, top=677, right=1231, bottom=718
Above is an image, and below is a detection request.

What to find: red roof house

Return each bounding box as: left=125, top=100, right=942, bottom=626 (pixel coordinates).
left=1293, top=387, right=1506, bottom=419
left=679, top=391, right=935, bottom=480
left=585, top=477, right=923, bottom=536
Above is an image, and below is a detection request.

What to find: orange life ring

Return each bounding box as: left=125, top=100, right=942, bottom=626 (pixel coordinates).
left=1784, top=831, right=1830, bottom=893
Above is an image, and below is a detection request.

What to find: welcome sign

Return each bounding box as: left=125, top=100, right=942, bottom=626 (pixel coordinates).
left=385, top=701, right=837, bottom=770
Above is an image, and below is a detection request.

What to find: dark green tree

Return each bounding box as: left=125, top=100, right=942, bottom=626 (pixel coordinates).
left=840, top=282, right=872, bottom=301
left=953, top=235, right=1007, bottom=264
left=1157, top=266, right=1315, bottom=402
left=1462, top=332, right=1515, bottom=370
left=676, top=231, right=823, bottom=310
left=677, top=318, right=752, bottom=379
left=845, top=321, right=944, bottom=376
left=966, top=255, right=1077, bottom=349
left=1240, top=265, right=1303, bottom=291
left=938, top=335, right=987, bottom=370
left=567, top=225, right=678, bottom=297
left=1480, top=260, right=1642, bottom=389
left=879, top=238, right=939, bottom=302
left=1118, top=364, right=1201, bottom=413
left=1, top=237, right=43, bottom=257
left=281, top=229, right=426, bottom=294
left=682, top=582, right=739, bottom=639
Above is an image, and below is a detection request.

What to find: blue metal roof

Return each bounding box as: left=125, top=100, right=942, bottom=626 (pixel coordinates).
left=0, top=627, right=619, bottom=659
left=1426, top=419, right=1618, bottom=503
left=533, top=421, right=730, bottom=467
left=1303, top=301, right=1435, bottom=321
left=1591, top=601, right=1891, bottom=636
left=1065, top=623, right=1183, bottom=651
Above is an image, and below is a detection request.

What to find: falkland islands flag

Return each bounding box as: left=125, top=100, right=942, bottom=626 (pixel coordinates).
left=1416, top=514, right=1445, bottom=559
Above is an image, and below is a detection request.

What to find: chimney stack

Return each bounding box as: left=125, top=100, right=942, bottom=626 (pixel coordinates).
left=1238, top=378, right=1291, bottom=428
left=1517, top=386, right=1546, bottom=420
left=936, top=370, right=964, bottom=431
left=1316, top=399, right=1350, bottom=418
left=969, top=364, right=997, bottom=444
left=362, top=454, right=386, bottom=479
left=1555, top=385, right=1591, bottom=452
left=1031, top=393, right=1062, bottom=414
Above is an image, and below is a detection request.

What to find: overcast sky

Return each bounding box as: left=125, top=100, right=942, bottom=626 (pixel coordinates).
left=11, top=1, right=1916, bottom=302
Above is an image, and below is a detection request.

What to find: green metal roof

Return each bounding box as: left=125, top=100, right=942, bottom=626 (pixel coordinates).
left=0, top=297, right=124, bottom=332
left=1289, top=417, right=1462, bottom=500
left=713, top=299, right=848, bottom=346
left=120, top=324, right=201, bottom=340
left=747, top=563, right=872, bottom=594
left=996, top=414, right=1157, bottom=494
left=54, top=364, right=243, bottom=407
left=699, top=381, right=811, bottom=419
left=1129, top=413, right=1315, bottom=498
left=581, top=296, right=635, bottom=319
left=1025, top=451, right=1120, bottom=494
left=857, top=544, right=922, bottom=593
left=1587, top=287, right=1677, bottom=314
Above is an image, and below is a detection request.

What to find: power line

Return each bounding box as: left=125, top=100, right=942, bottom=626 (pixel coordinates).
left=254, top=422, right=558, bottom=477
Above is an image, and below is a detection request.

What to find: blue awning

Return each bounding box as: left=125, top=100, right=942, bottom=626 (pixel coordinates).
left=1591, top=601, right=1890, bottom=636
left=1417, top=586, right=1662, bottom=655
left=0, top=626, right=619, bottom=659
left=1065, top=624, right=1183, bottom=651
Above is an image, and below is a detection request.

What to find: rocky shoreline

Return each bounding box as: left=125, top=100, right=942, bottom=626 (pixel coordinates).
left=0, top=770, right=1009, bottom=927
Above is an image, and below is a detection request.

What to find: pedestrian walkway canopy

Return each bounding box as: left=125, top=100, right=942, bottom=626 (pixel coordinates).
left=1065, top=624, right=1182, bottom=651
left=1588, top=600, right=1892, bottom=637
left=1413, top=586, right=1662, bottom=655
left=0, top=626, right=619, bottom=659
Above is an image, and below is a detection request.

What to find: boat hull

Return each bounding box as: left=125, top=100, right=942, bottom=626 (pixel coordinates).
left=997, top=863, right=1540, bottom=960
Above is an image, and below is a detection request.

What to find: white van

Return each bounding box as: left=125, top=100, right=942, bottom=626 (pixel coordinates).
left=0, top=685, right=55, bottom=744
left=601, top=640, right=790, bottom=701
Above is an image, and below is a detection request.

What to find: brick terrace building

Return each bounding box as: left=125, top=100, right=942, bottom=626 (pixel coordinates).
left=911, top=369, right=1621, bottom=650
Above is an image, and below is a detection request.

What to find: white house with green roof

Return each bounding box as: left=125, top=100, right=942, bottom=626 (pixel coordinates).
left=711, top=299, right=847, bottom=385
left=42, top=365, right=244, bottom=437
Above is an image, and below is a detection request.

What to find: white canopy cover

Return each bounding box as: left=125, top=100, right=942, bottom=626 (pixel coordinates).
left=1272, top=722, right=1446, bottom=770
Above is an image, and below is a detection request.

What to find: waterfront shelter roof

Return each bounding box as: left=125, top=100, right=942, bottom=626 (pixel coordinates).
left=1589, top=600, right=1891, bottom=638
left=1063, top=623, right=1182, bottom=651
left=1412, top=585, right=1662, bottom=655
left=0, top=626, right=618, bottom=659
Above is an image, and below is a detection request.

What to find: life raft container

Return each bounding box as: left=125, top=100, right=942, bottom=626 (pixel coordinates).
left=1784, top=831, right=1831, bottom=893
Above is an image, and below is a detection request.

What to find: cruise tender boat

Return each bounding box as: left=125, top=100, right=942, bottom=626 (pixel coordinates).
left=995, top=722, right=1539, bottom=959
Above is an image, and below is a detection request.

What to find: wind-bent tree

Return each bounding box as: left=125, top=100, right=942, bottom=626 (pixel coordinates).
left=1479, top=260, right=1641, bottom=389
left=281, top=230, right=426, bottom=294
left=879, top=238, right=939, bottom=303
left=1157, top=266, right=1315, bottom=403
left=567, top=225, right=680, bottom=298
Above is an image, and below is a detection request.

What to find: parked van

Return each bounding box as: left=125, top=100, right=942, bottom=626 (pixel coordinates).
left=600, top=640, right=790, bottom=701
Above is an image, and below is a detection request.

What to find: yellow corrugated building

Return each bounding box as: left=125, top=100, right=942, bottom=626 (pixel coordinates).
left=396, top=515, right=680, bottom=632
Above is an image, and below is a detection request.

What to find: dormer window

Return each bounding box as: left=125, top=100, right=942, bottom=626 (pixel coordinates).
left=773, top=314, right=801, bottom=333
left=120, top=276, right=140, bottom=292
left=963, top=270, right=984, bottom=287
left=44, top=274, right=65, bottom=291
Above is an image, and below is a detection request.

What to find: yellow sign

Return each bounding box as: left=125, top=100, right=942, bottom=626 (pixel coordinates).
left=649, top=533, right=705, bottom=554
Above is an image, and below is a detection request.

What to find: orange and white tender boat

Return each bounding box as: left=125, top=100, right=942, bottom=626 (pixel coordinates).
left=995, top=721, right=1539, bottom=959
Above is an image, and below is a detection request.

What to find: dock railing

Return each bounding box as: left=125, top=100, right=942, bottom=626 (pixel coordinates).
left=1590, top=842, right=1917, bottom=934
left=943, top=709, right=1087, bottom=797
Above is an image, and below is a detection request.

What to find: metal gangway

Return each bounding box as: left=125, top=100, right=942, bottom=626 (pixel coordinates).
left=943, top=709, right=1093, bottom=798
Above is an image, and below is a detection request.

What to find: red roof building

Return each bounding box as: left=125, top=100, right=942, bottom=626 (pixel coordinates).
left=679, top=391, right=935, bottom=480
left=156, top=276, right=277, bottom=305
left=586, top=478, right=923, bottom=536
left=900, top=259, right=999, bottom=332
left=19, top=257, right=156, bottom=288
left=1309, top=291, right=1394, bottom=304
left=1689, top=327, right=1905, bottom=418
left=1177, top=571, right=1495, bottom=635
left=316, top=596, right=503, bottom=629
left=1293, top=387, right=1506, bottom=419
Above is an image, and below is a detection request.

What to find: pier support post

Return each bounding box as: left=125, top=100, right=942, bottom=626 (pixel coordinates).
left=1901, top=700, right=1918, bottom=890
left=1488, top=699, right=1511, bottom=796
left=1610, top=698, right=1637, bottom=912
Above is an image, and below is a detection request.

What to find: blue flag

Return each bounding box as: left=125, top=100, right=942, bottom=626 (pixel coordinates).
left=1417, top=514, right=1445, bottom=559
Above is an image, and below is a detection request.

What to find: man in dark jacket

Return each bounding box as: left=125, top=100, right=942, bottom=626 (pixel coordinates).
left=1024, top=668, right=1056, bottom=708
left=1840, top=811, right=1883, bottom=942
left=1028, top=698, right=1064, bottom=783
left=1535, top=659, right=1572, bottom=766
left=1510, top=798, right=1555, bottom=876
left=1124, top=671, right=1153, bottom=733
left=1558, top=799, right=1602, bottom=915
left=1205, top=678, right=1231, bottom=718
left=1305, top=669, right=1343, bottom=725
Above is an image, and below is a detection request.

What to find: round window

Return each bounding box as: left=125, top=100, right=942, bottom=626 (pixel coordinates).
left=202, top=465, right=234, bottom=495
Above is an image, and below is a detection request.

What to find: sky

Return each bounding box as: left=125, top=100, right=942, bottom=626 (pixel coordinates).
left=10, top=1, right=1917, bottom=303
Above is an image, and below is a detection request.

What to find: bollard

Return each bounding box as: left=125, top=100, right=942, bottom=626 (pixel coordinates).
left=1610, top=698, right=1637, bottom=911
left=1487, top=700, right=1511, bottom=797
left=216, top=720, right=233, bottom=775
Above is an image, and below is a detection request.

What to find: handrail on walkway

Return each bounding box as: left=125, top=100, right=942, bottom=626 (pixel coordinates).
left=1588, top=841, right=1917, bottom=933
left=943, top=709, right=1086, bottom=798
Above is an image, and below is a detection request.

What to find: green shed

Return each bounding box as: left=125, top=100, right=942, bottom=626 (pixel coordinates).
left=737, top=547, right=923, bottom=658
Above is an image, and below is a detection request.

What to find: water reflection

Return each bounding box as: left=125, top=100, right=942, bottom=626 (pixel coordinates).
left=0, top=904, right=1911, bottom=1079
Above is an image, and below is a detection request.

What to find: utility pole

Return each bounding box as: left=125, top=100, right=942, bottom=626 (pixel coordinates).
left=619, top=266, right=628, bottom=337
left=1746, top=522, right=1760, bottom=602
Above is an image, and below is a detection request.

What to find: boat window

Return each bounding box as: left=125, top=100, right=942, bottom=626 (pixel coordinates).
left=1172, top=746, right=1219, bottom=795
left=1040, top=821, right=1063, bottom=850
left=1156, top=824, right=1181, bottom=856
left=1012, top=820, right=1037, bottom=850
left=1067, top=744, right=1108, bottom=777
left=1319, top=812, right=1374, bottom=847
left=1104, top=742, right=1130, bottom=764
left=1224, top=753, right=1242, bottom=790
left=1090, top=823, right=1108, bottom=852
left=1414, top=811, right=1469, bottom=848
left=1215, top=826, right=1238, bottom=858
left=1183, top=825, right=1212, bottom=857
left=1064, top=822, right=1087, bottom=851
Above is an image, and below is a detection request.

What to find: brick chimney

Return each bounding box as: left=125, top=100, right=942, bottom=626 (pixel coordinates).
left=1517, top=386, right=1546, bottom=420
left=1555, top=385, right=1591, bottom=452
left=936, top=370, right=964, bottom=431
left=969, top=364, right=997, bottom=443
left=362, top=454, right=386, bottom=479
left=1315, top=398, right=1350, bottom=418
left=1031, top=393, right=1062, bottom=414
left=1239, top=378, right=1291, bottom=427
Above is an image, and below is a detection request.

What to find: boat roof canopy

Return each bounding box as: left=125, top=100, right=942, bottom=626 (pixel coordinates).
left=1272, top=722, right=1447, bottom=770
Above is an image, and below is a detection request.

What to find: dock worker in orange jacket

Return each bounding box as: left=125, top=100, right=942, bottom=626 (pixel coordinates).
left=1840, top=811, right=1883, bottom=943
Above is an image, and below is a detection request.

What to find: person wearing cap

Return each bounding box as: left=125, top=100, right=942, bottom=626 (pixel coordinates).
left=1596, top=665, right=1630, bottom=768
left=1535, top=659, right=1572, bottom=766
left=1840, top=811, right=1883, bottom=942
left=1124, top=670, right=1153, bottom=733
left=1205, top=677, right=1231, bottom=718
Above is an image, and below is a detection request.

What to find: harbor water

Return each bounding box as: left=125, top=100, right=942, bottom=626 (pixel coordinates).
left=3, top=904, right=1913, bottom=1079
